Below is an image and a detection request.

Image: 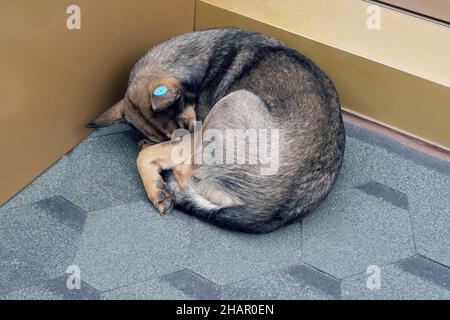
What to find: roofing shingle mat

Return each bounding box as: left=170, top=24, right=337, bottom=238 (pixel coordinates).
left=1, top=121, right=449, bottom=299
left=2, top=132, right=147, bottom=212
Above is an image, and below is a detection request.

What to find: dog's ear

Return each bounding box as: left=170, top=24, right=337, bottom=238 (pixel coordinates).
left=86, top=99, right=125, bottom=128
left=150, top=78, right=181, bottom=112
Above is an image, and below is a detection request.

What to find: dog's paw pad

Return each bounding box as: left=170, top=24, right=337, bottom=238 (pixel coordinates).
left=177, top=117, right=194, bottom=132
left=152, top=183, right=174, bottom=215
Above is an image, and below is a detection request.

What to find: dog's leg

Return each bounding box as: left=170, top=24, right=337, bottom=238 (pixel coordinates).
left=136, top=135, right=194, bottom=214
left=172, top=163, right=193, bottom=188
left=177, top=104, right=196, bottom=132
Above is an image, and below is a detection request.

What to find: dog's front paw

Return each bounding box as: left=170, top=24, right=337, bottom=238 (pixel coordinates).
left=151, top=181, right=174, bottom=215
left=177, top=105, right=196, bottom=132
left=177, top=116, right=194, bottom=132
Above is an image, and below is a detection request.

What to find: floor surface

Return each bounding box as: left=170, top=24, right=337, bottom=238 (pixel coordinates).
left=1, top=122, right=449, bottom=300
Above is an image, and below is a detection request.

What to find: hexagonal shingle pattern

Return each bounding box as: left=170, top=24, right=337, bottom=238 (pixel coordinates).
left=103, top=269, right=220, bottom=300
left=344, top=124, right=450, bottom=267
left=342, top=256, right=450, bottom=300
left=302, top=187, right=415, bottom=279
left=1, top=277, right=101, bottom=300
left=101, top=276, right=191, bottom=300
left=186, top=219, right=302, bottom=285
left=71, top=201, right=192, bottom=291
left=221, top=263, right=340, bottom=300
left=0, top=197, right=86, bottom=295
left=1, top=121, right=449, bottom=300
left=2, top=130, right=146, bottom=212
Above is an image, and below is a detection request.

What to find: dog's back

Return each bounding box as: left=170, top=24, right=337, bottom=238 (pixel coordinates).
left=133, top=28, right=345, bottom=233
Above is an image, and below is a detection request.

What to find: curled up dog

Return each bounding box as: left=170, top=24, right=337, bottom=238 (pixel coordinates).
left=87, top=28, right=346, bottom=233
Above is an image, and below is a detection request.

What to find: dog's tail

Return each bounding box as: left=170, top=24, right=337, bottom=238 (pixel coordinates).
left=163, top=168, right=283, bottom=234
left=176, top=190, right=283, bottom=234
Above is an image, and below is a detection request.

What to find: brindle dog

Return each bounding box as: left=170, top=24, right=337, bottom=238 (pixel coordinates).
left=88, top=28, right=345, bottom=233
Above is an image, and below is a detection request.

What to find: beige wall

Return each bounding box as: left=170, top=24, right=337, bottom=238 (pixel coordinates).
left=377, top=0, right=450, bottom=23
left=0, top=0, right=195, bottom=205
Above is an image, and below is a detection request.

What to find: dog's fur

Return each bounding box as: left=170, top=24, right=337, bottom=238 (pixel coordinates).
left=88, top=28, right=345, bottom=233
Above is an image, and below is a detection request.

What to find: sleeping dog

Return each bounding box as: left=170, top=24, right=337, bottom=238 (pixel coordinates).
left=87, top=28, right=345, bottom=233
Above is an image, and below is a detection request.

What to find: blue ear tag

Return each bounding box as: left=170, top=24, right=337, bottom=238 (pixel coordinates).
left=154, top=86, right=168, bottom=97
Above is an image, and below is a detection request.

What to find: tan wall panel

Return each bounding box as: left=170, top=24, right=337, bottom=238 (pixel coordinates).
left=195, top=0, right=450, bottom=148
left=0, top=0, right=195, bottom=205
left=375, top=0, right=450, bottom=24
